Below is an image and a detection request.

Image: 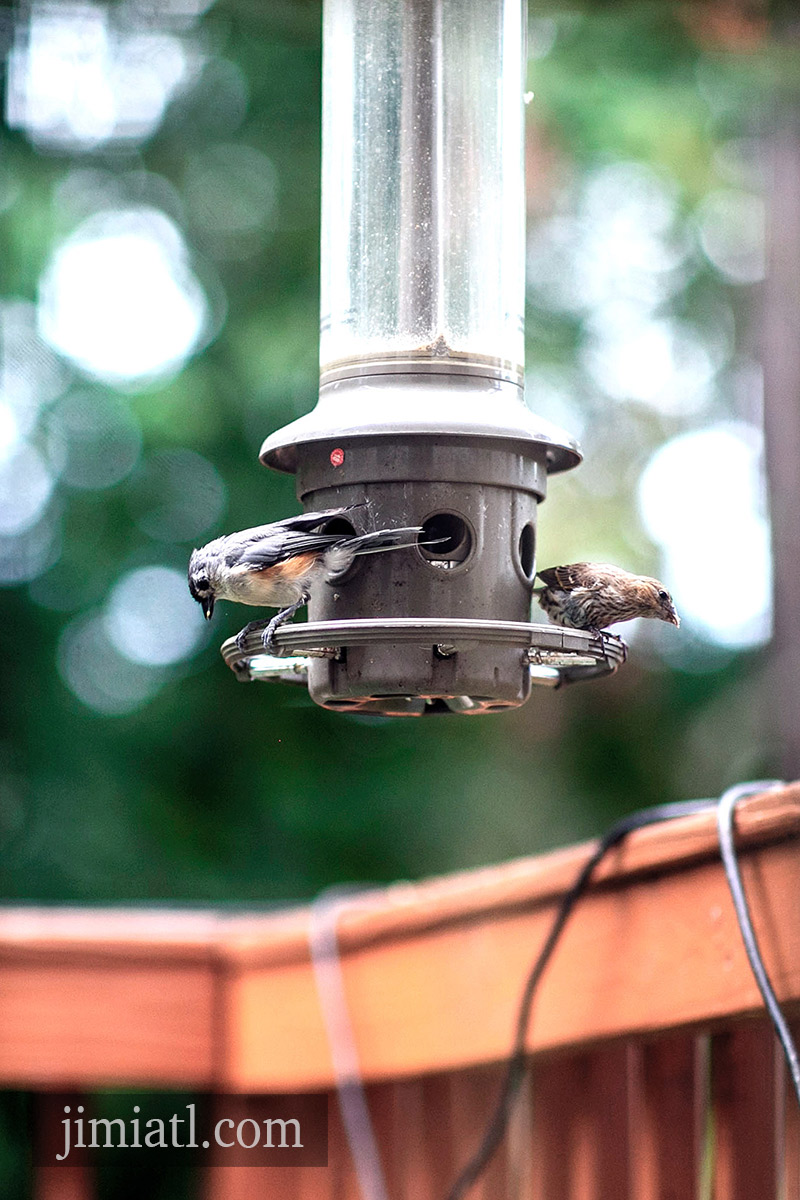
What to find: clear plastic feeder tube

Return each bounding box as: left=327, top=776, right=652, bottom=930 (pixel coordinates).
left=320, top=0, right=526, bottom=386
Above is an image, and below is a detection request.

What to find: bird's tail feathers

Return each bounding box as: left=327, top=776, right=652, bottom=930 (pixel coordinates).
left=346, top=526, right=423, bottom=556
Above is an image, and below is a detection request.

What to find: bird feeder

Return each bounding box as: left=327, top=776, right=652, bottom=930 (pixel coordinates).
left=223, top=0, right=625, bottom=713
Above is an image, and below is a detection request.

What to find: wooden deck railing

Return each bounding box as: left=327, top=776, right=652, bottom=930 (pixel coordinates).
left=1, top=784, right=798, bottom=1198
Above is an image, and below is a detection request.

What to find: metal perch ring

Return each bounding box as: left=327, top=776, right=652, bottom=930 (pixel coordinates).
left=220, top=618, right=627, bottom=690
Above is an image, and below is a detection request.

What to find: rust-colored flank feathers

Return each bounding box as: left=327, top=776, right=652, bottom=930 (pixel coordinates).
left=534, top=562, right=681, bottom=633
left=257, top=552, right=318, bottom=582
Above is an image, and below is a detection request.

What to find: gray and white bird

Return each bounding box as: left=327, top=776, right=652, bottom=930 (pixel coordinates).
left=534, top=562, right=680, bottom=634
left=188, top=506, right=422, bottom=651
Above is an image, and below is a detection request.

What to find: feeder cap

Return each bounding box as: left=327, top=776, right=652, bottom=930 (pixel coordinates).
left=260, top=372, right=581, bottom=475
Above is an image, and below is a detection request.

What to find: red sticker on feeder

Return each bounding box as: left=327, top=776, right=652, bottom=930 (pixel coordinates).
left=330, top=448, right=345, bottom=467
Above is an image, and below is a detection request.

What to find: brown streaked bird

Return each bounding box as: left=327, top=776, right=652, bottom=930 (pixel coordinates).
left=188, top=506, right=422, bottom=652
left=534, top=562, right=680, bottom=634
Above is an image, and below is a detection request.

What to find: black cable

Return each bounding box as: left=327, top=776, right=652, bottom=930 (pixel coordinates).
left=446, top=781, right=796, bottom=1200
left=717, top=782, right=800, bottom=1106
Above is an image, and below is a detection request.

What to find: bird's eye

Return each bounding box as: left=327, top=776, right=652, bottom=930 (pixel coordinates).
left=195, top=576, right=209, bottom=593
left=658, top=589, right=669, bottom=603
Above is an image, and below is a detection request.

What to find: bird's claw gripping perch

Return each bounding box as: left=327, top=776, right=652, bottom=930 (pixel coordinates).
left=261, top=617, right=282, bottom=654
left=261, top=594, right=309, bottom=654
left=235, top=620, right=267, bottom=655
left=232, top=596, right=309, bottom=657
left=598, top=629, right=629, bottom=662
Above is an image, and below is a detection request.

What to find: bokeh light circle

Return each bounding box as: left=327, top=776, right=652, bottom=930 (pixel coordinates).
left=126, top=448, right=227, bottom=542
left=46, top=391, right=142, bottom=490
left=0, top=444, right=54, bottom=535
left=638, top=424, right=771, bottom=647
left=104, top=565, right=208, bottom=666
left=58, top=612, right=166, bottom=716
left=38, top=208, right=209, bottom=383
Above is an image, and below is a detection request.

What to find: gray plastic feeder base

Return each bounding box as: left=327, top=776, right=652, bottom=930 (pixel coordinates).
left=255, top=372, right=591, bottom=713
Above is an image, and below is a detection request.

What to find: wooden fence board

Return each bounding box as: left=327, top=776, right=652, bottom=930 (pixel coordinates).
left=629, top=1034, right=705, bottom=1200
left=711, top=1023, right=780, bottom=1200
left=0, top=790, right=797, bottom=1090
left=782, top=1023, right=799, bottom=1200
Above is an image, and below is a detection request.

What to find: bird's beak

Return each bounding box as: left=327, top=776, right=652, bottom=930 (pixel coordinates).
left=202, top=596, right=215, bottom=620
left=670, top=611, right=680, bottom=627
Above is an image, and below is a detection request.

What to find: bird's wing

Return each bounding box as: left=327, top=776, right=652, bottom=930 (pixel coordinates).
left=222, top=508, right=358, bottom=566
left=536, top=563, right=610, bottom=591
left=272, top=506, right=361, bottom=533
left=235, top=530, right=344, bottom=571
